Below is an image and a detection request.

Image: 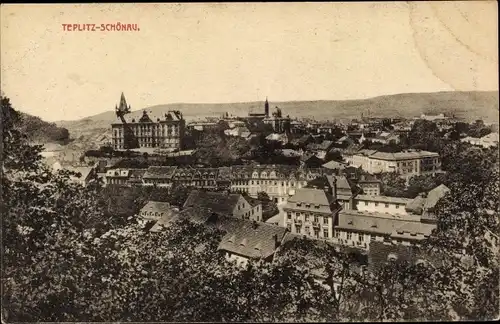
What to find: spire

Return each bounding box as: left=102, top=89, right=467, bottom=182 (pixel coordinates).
left=118, top=92, right=130, bottom=114
left=264, top=96, right=269, bottom=117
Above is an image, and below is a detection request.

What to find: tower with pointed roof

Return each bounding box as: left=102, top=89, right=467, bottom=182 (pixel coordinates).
left=112, top=92, right=139, bottom=150
left=264, top=97, right=269, bottom=118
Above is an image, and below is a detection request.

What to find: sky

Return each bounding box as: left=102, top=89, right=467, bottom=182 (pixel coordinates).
left=1, top=2, right=498, bottom=121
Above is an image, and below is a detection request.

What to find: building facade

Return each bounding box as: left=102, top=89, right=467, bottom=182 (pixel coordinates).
left=282, top=187, right=342, bottom=240
left=111, top=93, right=185, bottom=151
left=345, top=149, right=441, bottom=180
left=230, top=165, right=327, bottom=204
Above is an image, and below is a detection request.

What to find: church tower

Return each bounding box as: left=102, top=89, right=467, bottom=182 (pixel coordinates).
left=264, top=97, right=269, bottom=117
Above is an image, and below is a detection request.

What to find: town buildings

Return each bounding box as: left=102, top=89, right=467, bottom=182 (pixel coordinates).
left=344, top=149, right=441, bottom=180
left=461, top=132, right=499, bottom=148
left=282, top=186, right=342, bottom=240
left=111, top=93, right=186, bottom=151
left=230, top=165, right=327, bottom=204
left=263, top=105, right=291, bottom=134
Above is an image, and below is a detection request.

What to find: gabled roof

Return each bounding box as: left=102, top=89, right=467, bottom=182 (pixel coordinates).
left=368, top=241, right=444, bottom=270
left=143, top=166, right=178, bottom=179
left=177, top=206, right=216, bottom=224
left=140, top=201, right=175, bottom=221
left=66, top=166, right=94, bottom=181
left=285, top=188, right=338, bottom=214
left=322, top=160, right=347, bottom=170
left=138, top=110, right=154, bottom=123
left=129, top=168, right=147, bottom=178
left=327, top=175, right=354, bottom=194
left=317, top=140, right=334, bottom=150
left=218, top=220, right=287, bottom=259
left=183, top=190, right=244, bottom=216
left=405, top=195, right=426, bottom=215
left=423, top=184, right=450, bottom=211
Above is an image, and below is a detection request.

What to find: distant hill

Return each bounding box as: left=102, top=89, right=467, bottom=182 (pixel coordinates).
left=56, top=91, right=498, bottom=145
left=18, top=112, right=70, bottom=144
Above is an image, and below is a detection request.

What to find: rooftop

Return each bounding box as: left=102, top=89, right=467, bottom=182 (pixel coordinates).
left=218, top=220, right=287, bottom=259
left=143, top=166, right=178, bottom=179
left=285, top=188, right=339, bottom=214
left=322, top=160, right=347, bottom=170
left=337, top=210, right=422, bottom=235
left=355, top=194, right=411, bottom=205
left=183, top=190, right=244, bottom=216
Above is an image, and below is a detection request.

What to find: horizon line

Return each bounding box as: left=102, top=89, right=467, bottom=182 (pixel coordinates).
left=16, top=89, right=498, bottom=123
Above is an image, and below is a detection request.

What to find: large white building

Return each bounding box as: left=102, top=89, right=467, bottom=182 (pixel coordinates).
left=344, top=149, right=441, bottom=180
left=111, top=93, right=186, bottom=151
left=230, top=165, right=327, bottom=205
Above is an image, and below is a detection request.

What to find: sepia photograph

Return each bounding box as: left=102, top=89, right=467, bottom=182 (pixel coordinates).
left=1, top=2, right=499, bottom=322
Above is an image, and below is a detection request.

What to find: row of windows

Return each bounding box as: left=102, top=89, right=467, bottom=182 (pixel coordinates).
left=286, top=224, right=329, bottom=238
left=287, top=212, right=329, bottom=224
left=232, top=180, right=308, bottom=187
left=357, top=201, right=402, bottom=209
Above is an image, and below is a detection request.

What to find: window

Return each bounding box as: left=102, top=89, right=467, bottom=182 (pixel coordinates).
left=314, top=215, right=319, bottom=223
left=296, top=226, right=301, bottom=234
left=323, top=229, right=329, bottom=238
left=396, top=204, right=400, bottom=209
left=358, top=234, right=363, bottom=242
left=347, top=232, right=352, bottom=240
left=364, top=201, right=368, bottom=206
left=287, top=213, right=292, bottom=220
left=314, top=229, right=319, bottom=238
left=305, top=214, right=309, bottom=222
left=323, top=217, right=329, bottom=225
left=334, top=230, right=340, bottom=238
left=371, top=235, right=375, bottom=241
left=385, top=203, right=389, bottom=208
left=375, top=202, right=379, bottom=207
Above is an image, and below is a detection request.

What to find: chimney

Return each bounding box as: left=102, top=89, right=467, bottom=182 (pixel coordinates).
left=273, top=234, right=280, bottom=249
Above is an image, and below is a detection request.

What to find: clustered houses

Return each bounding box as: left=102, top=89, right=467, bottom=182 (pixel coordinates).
left=103, top=165, right=331, bottom=203
left=344, top=149, right=442, bottom=180
left=143, top=189, right=285, bottom=266
left=282, top=173, right=449, bottom=250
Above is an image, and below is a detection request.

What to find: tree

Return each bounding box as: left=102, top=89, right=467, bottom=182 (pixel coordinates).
left=379, top=172, right=409, bottom=197
left=406, top=173, right=447, bottom=198
left=324, top=149, right=343, bottom=162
